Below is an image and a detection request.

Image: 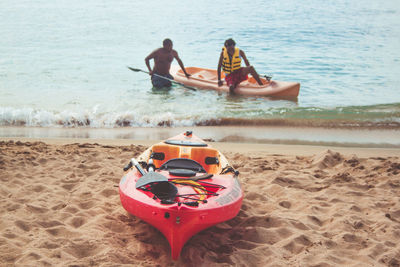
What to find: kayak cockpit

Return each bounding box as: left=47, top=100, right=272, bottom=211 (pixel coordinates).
left=147, top=144, right=222, bottom=174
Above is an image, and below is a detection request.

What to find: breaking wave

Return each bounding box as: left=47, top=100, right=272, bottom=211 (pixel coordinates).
left=1, top=103, right=400, bottom=129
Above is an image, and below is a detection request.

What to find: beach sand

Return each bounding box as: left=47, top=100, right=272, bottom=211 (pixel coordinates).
left=1, top=138, right=400, bottom=266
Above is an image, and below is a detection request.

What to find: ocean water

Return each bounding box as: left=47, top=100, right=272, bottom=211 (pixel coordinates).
left=1, top=0, right=400, bottom=129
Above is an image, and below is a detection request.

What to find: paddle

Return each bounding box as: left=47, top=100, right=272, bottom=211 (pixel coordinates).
left=136, top=172, right=168, bottom=189
left=127, top=66, right=197, bottom=91
left=123, top=158, right=169, bottom=189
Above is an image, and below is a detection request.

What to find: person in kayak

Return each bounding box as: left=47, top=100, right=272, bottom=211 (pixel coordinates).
left=217, top=38, right=263, bottom=94
left=145, top=38, right=190, bottom=88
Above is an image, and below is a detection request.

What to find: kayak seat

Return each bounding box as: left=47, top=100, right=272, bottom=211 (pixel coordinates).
left=159, top=158, right=206, bottom=173
left=190, top=147, right=220, bottom=174
left=195, top=71, right=217, bottom=80
left=179, top=67, right=224, bottom=80
left=151, top=144, right=180, bottom=168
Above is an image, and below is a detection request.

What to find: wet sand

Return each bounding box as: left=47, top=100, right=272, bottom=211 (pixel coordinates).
left=1, top=125, right=400, bottom=148
left=0, top=138, right=400, bottom=266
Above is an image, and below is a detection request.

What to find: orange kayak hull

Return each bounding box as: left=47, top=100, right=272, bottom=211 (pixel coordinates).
left=171, top=65, right=300, bottom=98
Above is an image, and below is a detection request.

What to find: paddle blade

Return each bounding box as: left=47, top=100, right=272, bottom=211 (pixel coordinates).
left=127, top=66, right=141, bottom=72
left=135, top=172, right=168, bottom=189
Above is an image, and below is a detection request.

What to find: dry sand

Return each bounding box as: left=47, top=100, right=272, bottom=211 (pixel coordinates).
left=1, top=138, right=400, bottom=266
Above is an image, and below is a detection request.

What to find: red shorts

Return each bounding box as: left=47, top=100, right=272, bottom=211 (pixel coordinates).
left=225, top=69, right=248, bottom=87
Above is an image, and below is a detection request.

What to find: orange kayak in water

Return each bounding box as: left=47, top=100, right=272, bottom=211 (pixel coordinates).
left=170, top=65, right=300, bottom=98
left=119, top=131, right=243, bottom=260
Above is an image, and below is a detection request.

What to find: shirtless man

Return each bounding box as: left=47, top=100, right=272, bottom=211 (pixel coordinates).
left=145, top=39, right=190, bottom=88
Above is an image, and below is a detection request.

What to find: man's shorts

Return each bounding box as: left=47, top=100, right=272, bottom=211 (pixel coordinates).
left=225, top=68, right=248, bottom=87
left=151, top=73, right=173, bottom=88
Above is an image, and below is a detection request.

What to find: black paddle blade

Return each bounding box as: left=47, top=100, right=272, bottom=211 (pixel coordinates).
left=127, top=66, right=141, bottom=72
left=123, top=161, right=133, bottom=171
left=135, top=172, right=168, bottom=189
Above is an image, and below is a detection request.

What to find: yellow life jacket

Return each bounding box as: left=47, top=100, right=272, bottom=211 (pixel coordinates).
left=222, top=47, right=241, bottom=74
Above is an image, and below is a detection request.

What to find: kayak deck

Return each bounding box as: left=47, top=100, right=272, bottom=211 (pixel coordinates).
left=171, top=65, right=300, bottom=98
left=181, top=67, right=268, bottom=87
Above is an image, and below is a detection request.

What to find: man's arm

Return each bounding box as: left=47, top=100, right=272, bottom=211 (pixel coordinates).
left=217, top=52, right=224, bottom=86
left=240, top=50, right=250, bottom=66
left=174, top=51, right=190, bottom=78
left=145, top=50, right=157, bottom=75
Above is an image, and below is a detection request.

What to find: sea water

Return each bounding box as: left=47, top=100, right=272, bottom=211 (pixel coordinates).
left=1, top=0, right=400, bottom=130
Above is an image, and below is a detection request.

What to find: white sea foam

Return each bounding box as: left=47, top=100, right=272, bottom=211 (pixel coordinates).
left=0, top=107, right=205, bottom=128
left=1, top=104, right=400, bottom=129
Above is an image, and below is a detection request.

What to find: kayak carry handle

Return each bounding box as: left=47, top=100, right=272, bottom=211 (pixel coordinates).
left=131, top=158, right=146, bottom=176
left=147, top=158, right=155, bottom=172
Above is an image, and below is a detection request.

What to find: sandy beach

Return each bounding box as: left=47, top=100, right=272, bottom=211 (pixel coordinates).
left=2, top=0, right=400, bottom=266
left=1, top=137, right=400, bottom=266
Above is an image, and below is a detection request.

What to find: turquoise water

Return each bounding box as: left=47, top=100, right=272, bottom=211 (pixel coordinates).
left=1, top=0, right=400, bottom=128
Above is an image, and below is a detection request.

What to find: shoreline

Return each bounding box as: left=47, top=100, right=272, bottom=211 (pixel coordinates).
left=1, top=137, right=399, bottom=158
left=1, top=125, right=399, bottom=149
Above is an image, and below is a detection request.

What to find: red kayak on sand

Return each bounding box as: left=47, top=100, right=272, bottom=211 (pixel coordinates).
left=170, top=65, right=300, bottom=98
left=119, top=131, right=243, bottom=260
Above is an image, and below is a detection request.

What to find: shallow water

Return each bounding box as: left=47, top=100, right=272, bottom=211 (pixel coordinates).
left=1, top=0, right=400, bottom=128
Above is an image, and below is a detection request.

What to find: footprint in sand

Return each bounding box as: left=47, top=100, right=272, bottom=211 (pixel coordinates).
left=3, top=229, right=17, bottom=239
left=36, top=220, right=63, bottom=228
left=308, top=215, right=324, bottom=227
left=7, top=203, right=21, bottom=212
left=78, top=200, right=95, bottom=210
left=26, top=204, right=48, bottom=214
left=38, top=158, right=47, bottom=164
left=342, top=233, right=368, bottom=249
left=64, top=241, right=101, bottom=259
left=61, top=176, right=80, bottom=184
left=15, top=220, right=31, bottom=232
left=31, top=184, right=47, bottom=193
left=283, top=234, right=312, bottom=254
left=100, top=188, right=117, bottom=197
left=312, top=150, right=343, bottom=169
left=39, top=241, right=60, bottom=249
left=239, top=227, right=283, bottom=245
left=64, top=205, right=79, bottom=214
left=245, top=192, right=268, bottom=201
left=61, top=183, right=76, bottom=191
left=232, top=240, right=259, bottom=250
left=16, top=251, right=42, bottom=265
left=272, top=176, right=299, bottom=188
left=69, top=216, right=87, bottom=228
left=45, top=226, right=75, bottom=237
left=102, top=219, right=125, bottom=233
left=51, top=202, right=67, bottom=211
left=290, top=221, right=310, bottom=231
left=279, top=201, right=291, bottom=209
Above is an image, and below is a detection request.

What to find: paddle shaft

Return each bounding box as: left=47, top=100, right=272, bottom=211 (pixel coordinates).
left=131, top=158, right=146, bottom=176
left=127, top=67, right=196, bottom=91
